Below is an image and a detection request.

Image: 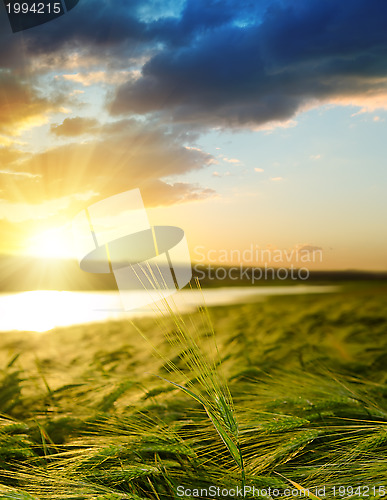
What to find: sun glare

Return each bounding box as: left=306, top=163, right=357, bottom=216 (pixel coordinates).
left=27, top=227, right=75, bottom=259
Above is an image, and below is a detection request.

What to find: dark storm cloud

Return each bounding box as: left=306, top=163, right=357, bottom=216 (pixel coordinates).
left=109, top=0, right=387, bottom=126
left=0, top=0, right=151, bottom=72
left=2, top=0, right=385, bottom=127
left=0, top=0, right=244, bottom=66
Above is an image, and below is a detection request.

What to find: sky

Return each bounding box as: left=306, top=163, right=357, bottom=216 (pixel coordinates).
left=0, top=0, right=386, bottom=271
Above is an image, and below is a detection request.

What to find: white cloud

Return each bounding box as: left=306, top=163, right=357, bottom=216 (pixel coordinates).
left=223, top=157, right=241, bottom=164
left=62, top=71, right=132, bottom=87
left=0, top=170, right=40, bottom=179
left=252, top=119, right=298, bottom=133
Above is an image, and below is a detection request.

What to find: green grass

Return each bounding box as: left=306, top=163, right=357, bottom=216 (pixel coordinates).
left=0, top=282, right=386, bottom=499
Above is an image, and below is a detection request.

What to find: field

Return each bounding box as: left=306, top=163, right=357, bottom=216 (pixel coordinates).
left=0, top=282, right=386, bottom=499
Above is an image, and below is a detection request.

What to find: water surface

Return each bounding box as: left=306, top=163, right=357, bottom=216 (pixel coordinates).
left=0, top=286, right=338, bottom=332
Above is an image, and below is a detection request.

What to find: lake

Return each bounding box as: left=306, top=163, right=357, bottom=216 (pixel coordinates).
left=0, top=285, right=338, bottom=332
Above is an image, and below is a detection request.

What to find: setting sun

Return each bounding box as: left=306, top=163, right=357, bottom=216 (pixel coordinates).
left=26, top=227, right=75, bottom=259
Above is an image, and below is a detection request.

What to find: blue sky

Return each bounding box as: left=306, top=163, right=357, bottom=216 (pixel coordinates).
left=0, top=0, right=386, bottom=269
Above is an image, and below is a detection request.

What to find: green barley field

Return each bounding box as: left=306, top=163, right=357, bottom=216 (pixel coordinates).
left=0, top=282, right=386, bottom=499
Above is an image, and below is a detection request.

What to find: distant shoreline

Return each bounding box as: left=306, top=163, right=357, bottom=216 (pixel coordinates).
left=0, top=255, right=386, bottom=291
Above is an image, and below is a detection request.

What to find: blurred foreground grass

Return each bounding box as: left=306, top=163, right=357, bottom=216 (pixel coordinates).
left=0, top=282, right=386, bottom=499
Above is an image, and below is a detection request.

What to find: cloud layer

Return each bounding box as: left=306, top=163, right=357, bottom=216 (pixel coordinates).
left=2, top=118, right=215, bottom=207
left=1, top=0, right=387, bottom=252
left=110, top=0, right=387, bottom=126
left=2, top=0, right=387, bottom=129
